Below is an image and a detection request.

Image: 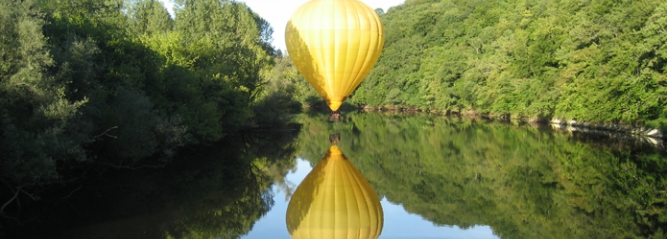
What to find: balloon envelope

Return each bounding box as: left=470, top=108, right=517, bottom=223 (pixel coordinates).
left=285, top=0, right=385, bottom=111
left=286, top=146, right=383, bottom=239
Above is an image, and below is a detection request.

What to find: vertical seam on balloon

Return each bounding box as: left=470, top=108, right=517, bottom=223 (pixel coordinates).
left=361, top=2, right=379, bottom=95
left=343, top=3, right=373, bottom=96
left=340, top=1, right=361, bottom=97
left=321, top=2, right=332, bottom=102
left=343, top=158, right=365, bottom=238
left=312, top=2, right=328, bottom=102
left=363, top=3, right=380, bottom=83
left=333, top=0, right=341, bottom=100
left=341, top=1, right=356, bottom=101
left=315, top=157, right=335, bottom=238
left=346, top=1, right=365, bottom=98
left=343, top=0, right=355, bottom=102
left=314, top=1, right=324, bottom=101
left=331, top=155, right=345, bottom=239
left=322, top=1, right=338, bottom=103
left=336, top=0, right=346, bottom=100
left=311, top=152, right=328, bottom=239
left=336, top=157, right=347, bottom=239
left=292, top=2, right=326, bottom=103
left=349, top=158, right=363, bottom=238
left=348, top=157, right=375, bottom=238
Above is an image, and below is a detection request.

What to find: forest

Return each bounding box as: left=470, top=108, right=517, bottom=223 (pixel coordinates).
left=354, top=0, right=667, bottom=126
left=281, top=0, right=667, bottom=129
left=0, top=0, right=301, bottom=218
left=3, top=0, right=667, bottom=236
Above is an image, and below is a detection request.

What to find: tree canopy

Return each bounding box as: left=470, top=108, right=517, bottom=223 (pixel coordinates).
left=281, top=0, right=667, bottom=129
left=0, top=0, right=298, bottom=215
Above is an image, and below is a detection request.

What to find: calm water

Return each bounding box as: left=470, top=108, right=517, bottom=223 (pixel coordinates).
left=6, top=111, right=667, bottom=239
left=242, top=158, right=497, bottom=239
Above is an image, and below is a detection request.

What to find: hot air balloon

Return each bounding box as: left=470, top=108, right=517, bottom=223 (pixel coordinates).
left=286, top=146, right=383, bottom=239
left=285, top=0, right=385, bottom=112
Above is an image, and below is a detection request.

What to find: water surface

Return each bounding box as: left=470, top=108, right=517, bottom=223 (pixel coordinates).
left=6, top=111, right=667, bottom=239
left=243, top=158, right=497, bottom=239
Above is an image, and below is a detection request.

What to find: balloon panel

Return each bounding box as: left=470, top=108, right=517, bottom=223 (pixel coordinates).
left=286, top=0, right=385, bottom=111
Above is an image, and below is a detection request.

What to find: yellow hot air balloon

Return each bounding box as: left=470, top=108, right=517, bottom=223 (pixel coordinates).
left=286, top=146, right=383, bottom=239
left=286, top=0, right=385, bottom=111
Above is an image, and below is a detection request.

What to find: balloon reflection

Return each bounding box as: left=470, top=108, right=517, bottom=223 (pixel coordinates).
left=286, top=146, right=383, bottom=239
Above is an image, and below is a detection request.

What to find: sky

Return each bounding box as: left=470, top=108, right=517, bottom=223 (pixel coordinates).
left=158, top=0, right=406, bottom=51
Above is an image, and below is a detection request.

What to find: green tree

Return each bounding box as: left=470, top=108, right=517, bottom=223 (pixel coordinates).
left=0, top=0, right=86, bottom=188
left=276, top=0, right=667, bottom=130
left=1, top=0, right=287, bottom=217
left=127, top=0, right=174, bottom=35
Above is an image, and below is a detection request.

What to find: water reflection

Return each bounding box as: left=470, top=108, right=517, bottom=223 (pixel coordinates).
left=286, top=146, right=383, bottom=239
left=2, top=128, right=302, bottom=239
left=7, top=111, right=667, bottom=239
left=294, top=112, right=667, bottom=239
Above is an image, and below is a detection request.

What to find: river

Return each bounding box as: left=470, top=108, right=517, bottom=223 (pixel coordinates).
left=5, top=111, right=667, bottom=238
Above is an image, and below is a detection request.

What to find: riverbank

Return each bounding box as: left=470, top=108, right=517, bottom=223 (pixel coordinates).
left=353, top=105, right=666, bottom=140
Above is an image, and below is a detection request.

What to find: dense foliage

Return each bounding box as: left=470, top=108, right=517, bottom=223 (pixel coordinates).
left=296, top=112, right=667, bottom=238
left=280, top=0, right=667, bottom=127
left=0, top=0, right=298, bottom=216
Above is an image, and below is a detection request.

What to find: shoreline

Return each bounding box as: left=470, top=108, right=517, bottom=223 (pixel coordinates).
left=351, top=105, right=665, bottom=140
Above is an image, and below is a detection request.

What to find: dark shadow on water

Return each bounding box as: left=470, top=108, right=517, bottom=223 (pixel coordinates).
left=2, top=124, right=302, bottom=239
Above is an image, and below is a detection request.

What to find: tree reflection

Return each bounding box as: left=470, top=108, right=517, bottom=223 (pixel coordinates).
left=6, top=127, right=301, bottom=239
left=286, top=146, right=383, bottom=239
left=296, top=111, right=667, bottom=239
